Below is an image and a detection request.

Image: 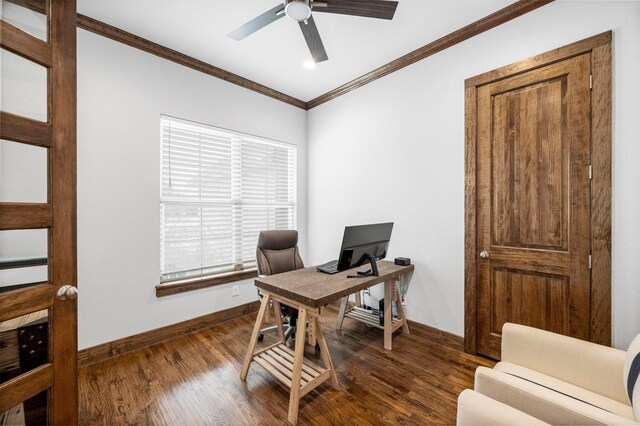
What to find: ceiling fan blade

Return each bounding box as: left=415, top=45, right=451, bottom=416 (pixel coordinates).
left=313, top=0, right=398, bottom=20
left=299, top=15, right=328, bottom=63
left=227, top=4, right=286, bottom=41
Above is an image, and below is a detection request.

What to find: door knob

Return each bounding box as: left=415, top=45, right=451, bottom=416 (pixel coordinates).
left=57, top=285, right=78, bottom=300
left=479, top=251, right=490, bottom=260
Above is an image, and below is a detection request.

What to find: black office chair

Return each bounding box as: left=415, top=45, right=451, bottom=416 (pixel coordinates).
left=256, top=230, right=304, bottom=342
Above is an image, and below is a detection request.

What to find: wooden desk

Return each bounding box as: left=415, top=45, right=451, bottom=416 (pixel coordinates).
left=240, top=260, right=414, bottom=424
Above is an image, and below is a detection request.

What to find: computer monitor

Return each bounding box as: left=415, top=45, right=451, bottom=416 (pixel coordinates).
left=337, top=222, right=394, bottom=276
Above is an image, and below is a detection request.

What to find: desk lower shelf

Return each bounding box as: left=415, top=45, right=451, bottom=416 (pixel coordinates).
left=345, top=307, right=404, bottom=332
left=253, top=343, right=330, bottom=398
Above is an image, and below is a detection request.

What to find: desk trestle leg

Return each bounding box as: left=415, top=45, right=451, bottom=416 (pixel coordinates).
left=335, top=296, right=348, bottom=331
left=242, top=294, right=340, bottom=425
left=308, top=316, right=317, bottom=347
left=288, top=308, right=307, bottom=424
left=272, top=299, right=287, bottom=343
left=384, top=280, right=393, bottom=350
left=394, top=280, right=410, bottom=334
left=314, top=317, right=339, bottom=389
left=240, top=293, right=271, bottom=380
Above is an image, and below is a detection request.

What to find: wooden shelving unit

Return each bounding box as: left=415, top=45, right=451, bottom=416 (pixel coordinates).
left=253, top=343, right=330, bottom=398
left=344, top=307, right=403, bottom=332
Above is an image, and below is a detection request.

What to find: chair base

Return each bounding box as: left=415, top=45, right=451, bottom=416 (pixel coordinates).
left=259, top=317, right=320, bottom=352
left=259, top=316, right=297, bottom=342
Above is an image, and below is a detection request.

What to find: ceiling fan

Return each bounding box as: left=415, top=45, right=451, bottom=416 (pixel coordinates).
left=227, top=0, right=399, bottom=63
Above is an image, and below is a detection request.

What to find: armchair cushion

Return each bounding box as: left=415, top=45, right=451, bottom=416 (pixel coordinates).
left=494, top=361, right=634, bottom=419
left=475, top=367, right=637, bottom=425
left=625, top=334, right=640, bottom=420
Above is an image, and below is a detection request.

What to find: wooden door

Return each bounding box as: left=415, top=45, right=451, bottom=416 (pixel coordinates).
left=465, top=33, right=612, bottom=360
left=0, top=0, right=78, bottom=424
left=475, top=53, right=591, bottom=359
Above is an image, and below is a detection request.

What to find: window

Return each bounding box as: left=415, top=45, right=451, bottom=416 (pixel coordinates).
left=160, top=116, right=297, bottom=282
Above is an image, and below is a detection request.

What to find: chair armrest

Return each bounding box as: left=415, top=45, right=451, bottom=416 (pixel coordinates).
left=457, top=389, right=550, bottom=425
left=502, top=323, right=628, bottom=405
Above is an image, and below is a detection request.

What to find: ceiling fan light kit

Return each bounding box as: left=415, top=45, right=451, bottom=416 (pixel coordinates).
left=285, top=0, right=312, bottom=22
left=228, top=0, right=399, bottom=64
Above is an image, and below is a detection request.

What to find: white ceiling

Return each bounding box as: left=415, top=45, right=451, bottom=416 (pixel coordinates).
left=77, top=0, right=514, bottom=101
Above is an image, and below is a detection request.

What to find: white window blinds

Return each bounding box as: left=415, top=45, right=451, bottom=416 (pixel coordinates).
left=160, top=116, right=297, bottom=281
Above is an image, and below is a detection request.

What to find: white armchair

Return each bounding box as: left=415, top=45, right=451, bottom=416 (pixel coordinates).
left=458, top=323, right=640, bottom=425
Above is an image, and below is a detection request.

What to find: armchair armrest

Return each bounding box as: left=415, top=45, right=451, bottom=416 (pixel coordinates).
left=457, top=389, right=550, bottom=425
left=501, top=323, right=628, bottom=405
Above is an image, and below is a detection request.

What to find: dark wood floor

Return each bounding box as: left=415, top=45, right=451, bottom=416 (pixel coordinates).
left=79, top=307, right=493, bottom=425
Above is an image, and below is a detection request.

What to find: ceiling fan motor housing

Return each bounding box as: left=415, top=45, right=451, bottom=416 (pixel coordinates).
left=284, top=0, right=312, bottom=22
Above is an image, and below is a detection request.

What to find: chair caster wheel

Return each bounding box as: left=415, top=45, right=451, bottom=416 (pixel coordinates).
left=315, top=343, right=320, bottom=352
left=258, top=334, right=264, bottom=342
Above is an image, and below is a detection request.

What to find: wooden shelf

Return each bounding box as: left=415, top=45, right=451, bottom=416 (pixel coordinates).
left=253, top=344, right=330, bottom=398
left=344, top=307, right=403, bottom=332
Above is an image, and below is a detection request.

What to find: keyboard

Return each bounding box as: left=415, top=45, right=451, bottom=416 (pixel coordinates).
left=316, top=260, right=339, bottom=274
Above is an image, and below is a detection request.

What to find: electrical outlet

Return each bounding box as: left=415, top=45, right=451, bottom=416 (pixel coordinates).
left=232, top=285, right=239, bottom=297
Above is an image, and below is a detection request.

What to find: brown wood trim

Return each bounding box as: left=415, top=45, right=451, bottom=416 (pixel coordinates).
left=8, top=0, right=552, bottom=111
left=75, top=14, right=307, bottom=110
left=49, top=0, right=79, bottom=423
left=407, top=320, right=464, bottom=352
left=78, top=301, right=260, bottom=367
left=0, top=257, right=47, bottom=270
left=156, top=269, right=259, bottom=297
left=5, top=0, right=46, bottom=14
left=589, top=42, right=612, bottom=346
left=0, top=19, right=52, bottom=67
left=0, top=111, right=52, bottom=147
left=463, top=32, right=613, bottom=353
left=0, top=363, right=53, bottom=414
left=0, top=283, right=53, bottom=322
left=465, top=31, right=611, bottom=88
left=306, top=0, right=553, bottom=109
left=0, top=202, right=52, bottom=230
left=463, top=84, right=477, bottom=354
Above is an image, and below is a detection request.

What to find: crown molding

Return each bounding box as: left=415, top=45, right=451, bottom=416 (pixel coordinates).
left=306, top=0, right=554, bottom=109
left=76, top=14, right=307, bottom=109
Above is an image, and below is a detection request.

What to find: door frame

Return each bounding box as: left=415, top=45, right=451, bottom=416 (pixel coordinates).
left=464, top=32, right=612, bottom=354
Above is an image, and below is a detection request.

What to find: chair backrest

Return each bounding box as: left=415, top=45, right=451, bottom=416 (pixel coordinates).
left=256, top=230, right=304, bottom=276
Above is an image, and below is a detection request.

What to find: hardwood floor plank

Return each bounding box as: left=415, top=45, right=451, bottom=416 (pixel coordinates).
left=79, top=307, right=493, bottom=425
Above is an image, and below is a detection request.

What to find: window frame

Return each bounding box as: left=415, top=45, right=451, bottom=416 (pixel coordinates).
left=156, top=116, right=297, bottom=297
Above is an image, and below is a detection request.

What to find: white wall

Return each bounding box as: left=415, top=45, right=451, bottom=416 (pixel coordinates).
left=77, top=30, right=307, bottom=349
left=307, top=1, right=640, bottom=349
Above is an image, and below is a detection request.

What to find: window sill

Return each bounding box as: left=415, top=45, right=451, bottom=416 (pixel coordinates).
left=155, top=268, right=258, bottom=297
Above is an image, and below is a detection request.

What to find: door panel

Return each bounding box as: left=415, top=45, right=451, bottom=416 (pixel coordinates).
left=0, top=229, right=48, bottom=288
left=492, top=78, right=567, bottom=250
left=491, top=269, right=569, bottom=335
left=1, top=0, right=48, bottom=41
left=0, top=0, right=77, bottom=423
left=0, top=48, right=49, bottom=122
left=0, top=140, right=48, bottom=203
left=476, top=53, right=591, bottom=359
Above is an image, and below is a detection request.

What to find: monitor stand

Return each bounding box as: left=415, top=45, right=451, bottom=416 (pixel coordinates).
left=347, top=255, right=379, bottom=278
